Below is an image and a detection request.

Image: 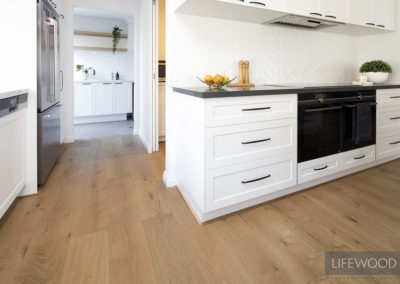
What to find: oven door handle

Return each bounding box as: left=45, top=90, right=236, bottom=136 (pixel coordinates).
left=304, top=106, right=342, bottom=112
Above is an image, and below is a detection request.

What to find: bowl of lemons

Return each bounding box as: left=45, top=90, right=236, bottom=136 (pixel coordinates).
left=197, top=74, right=237, bottom=89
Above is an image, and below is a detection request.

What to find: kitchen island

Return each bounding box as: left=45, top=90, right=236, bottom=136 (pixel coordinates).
left=166, top=84, right=400, bottom=223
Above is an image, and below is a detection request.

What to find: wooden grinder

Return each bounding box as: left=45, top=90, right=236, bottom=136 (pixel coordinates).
left=228, top=60, right=255, bottom=87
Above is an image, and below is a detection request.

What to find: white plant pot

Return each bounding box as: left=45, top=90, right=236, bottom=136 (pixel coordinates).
left=82, top=72, right=89, bottom=80
left=366, top=72, right=389, bottom=84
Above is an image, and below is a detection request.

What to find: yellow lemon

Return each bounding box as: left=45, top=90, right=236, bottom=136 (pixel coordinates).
left=204, top=75, right=213, bottom=85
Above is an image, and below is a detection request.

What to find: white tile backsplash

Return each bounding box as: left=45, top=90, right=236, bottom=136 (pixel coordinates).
left=74, top=50, right=131, bottom=81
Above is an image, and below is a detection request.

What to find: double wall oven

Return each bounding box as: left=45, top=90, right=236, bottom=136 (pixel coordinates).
left=298, top=90, right=376, bottom=163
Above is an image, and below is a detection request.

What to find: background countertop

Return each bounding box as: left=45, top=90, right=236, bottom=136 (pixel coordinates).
left=0, top=89, right=29, bottom=100
left=74, top=80, right=134, bottom=84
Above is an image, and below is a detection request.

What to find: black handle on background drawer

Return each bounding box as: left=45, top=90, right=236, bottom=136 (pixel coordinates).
left=390, top=140, right=400, bottom=145
left=390, top=96, right=400, bottom=99
left=377, top=25, right=386, bottom=28
left=242, top=174, right=271, bottom=184
left=390, top=117, right=400, bottom=120
left=354, top=155, right=366, bottom=160
left=242, top=138, right=271, bottom=145
left=249, top=1, right=266, bottom=6
left=325, top=15, right=337, bottom=19
left=310, top=12, right=322, bottom=16
left=314, top=165, right=328, bottom=171
left=242, top=107, right=271, bottom=112
left=366, top=23, right=376, bottom=26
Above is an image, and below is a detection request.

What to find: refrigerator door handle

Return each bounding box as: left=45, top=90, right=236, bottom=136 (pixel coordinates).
left=53, top=19, right=59, bottom=102
left=60, top=70, right=64, bottom=92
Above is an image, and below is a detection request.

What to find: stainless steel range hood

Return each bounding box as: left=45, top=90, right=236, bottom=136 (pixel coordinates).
left=264, top=14, right=344, bottom=30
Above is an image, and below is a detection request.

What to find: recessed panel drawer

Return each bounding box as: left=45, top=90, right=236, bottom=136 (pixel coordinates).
left=205, top=118, right=297, bottom=169
left=377, top=89, right=400, bottom=107
left=298, top=153, right=342, bottom=184
left=205, top=153, right=296, bottom=212
left=342, top=145, right=376, bottom=171
left=377, top=130, right=400, bottom=160
left=377, top=105, right=400, bottom=133
left=205, top=94, right=297, bottom=127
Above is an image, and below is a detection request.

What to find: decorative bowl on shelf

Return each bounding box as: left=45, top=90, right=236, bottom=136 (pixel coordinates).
left=197, top=74, right=237, bottom=89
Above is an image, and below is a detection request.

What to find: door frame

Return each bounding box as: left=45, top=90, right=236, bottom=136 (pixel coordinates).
left=151, top=0, right=159, bottom=152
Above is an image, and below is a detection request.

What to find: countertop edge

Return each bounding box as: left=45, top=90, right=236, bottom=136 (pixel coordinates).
left=74, top=80, right=134, bottom=84
left=0, top=89, right=30, bottom=101
left=173, top=84, right=400, bottom=98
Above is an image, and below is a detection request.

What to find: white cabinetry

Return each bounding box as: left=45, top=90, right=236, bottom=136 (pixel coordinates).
left=113, top=83, right=133, bottom=114
left=93, top=84, right=113, bottom=115
left=286, top=0, right=320, bottom=18
left=373, top=0, right=395, bottom=30
left=348, top=0, right=373, bottom=26
left=0, top=108, right=26, bottom=219
left=74, top=82, right=133, bottom=124
left=74, top=84, right=93, bottom=117
left=286, top=0, right=348, bottom=22
left=319, top=0, right=348, bottom=22
left=377, top=89, right=400, bottom=159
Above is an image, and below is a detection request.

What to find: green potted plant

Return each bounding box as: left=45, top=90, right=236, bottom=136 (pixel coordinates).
left=112, top=26, right=123, bottom=53
left=76, top=65, right=96, bottom=80
left=360, top=60, right=392, bottom=84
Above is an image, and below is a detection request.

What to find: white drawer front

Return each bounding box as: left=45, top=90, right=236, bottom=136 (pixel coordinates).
left=298, top=154, right=342, bottom=184
left=377, top=89, right=400, bottom=106
left=377, top=106, right=400, bottom=133
left=205, top=94, right=297, bottom=127
left=205, top=118, right=296, bottom=169
left=377, top=131, right=400, bottom=160
left=205, top=153, right=296, bottom=212
left=342, top=146, right=376, bottom=171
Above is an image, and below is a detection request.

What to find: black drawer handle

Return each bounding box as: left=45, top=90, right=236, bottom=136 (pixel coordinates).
left=325, top=15, right=337, bottom=19
left=390, top=141, right=400, bottom=145
left=242, top=107, right=271, bottom=112
left=390, top=96, right=400, bottom=99
left=242, top=138, right=271, bottom=145
left=249, top=1, right=266, bottom=6
left=354, top=155, right=366, bottom=160
left=390, top=117, right=400, bottom=120
left=310, top=12, right=322, bottom=17
left=377, top=25, right=386, bottom=28
left=366, top=23, right=376, bottom=26
left=314, top=165, right=328, bottom=171
left=242, top=174, right=271, bottom=184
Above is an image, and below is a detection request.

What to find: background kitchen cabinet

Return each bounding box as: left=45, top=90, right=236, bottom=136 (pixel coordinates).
left=319, top=0, right=348, bottom=22
left=74, top=84, right=93, bottom=117
left=285, top=0, right=320, bottom=17
left=93, top=84, right=113, bottom=115
left=373, top=0, right=395, bottom=30
left=348, top=0, right=373, bottom=26
left=113, top=83, right=132, bottom=114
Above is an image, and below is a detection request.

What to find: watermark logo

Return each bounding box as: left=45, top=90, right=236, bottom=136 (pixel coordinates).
left=326, top=251, right=400, bottom=275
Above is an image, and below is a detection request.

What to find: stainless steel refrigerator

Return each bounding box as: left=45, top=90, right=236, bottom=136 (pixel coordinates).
left=37, top=0, right=63, bottom=185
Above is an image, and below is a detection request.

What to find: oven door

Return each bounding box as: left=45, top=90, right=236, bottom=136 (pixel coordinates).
left=342, top=100, right=376, bottom=152
left=298, top=102, right=342, bottom=163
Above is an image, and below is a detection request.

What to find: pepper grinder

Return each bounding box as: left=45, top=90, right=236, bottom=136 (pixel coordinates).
left=238, top=60, right=244, bottom=84
left=244, top=60, right=250, bottom=84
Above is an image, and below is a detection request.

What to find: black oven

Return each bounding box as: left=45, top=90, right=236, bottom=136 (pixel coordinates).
left=298, top=90, right=376, bottom=163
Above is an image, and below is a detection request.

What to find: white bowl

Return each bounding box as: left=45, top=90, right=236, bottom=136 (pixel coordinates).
left=366, top=72, right=389, bottom=84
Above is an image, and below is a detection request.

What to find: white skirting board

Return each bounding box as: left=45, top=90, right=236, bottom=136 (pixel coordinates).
left=139, top=129, right=152, bottom=154
left=74, top=114, right=127, bottom=124
left=169, top=155, right=400, bottom=223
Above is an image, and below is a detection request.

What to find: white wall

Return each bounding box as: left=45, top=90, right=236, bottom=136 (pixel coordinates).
left=358, top=1, right=400, bottom=83
left=163, top=3, right=362, bottom=184
left=0, top=1, right=37, bottom=195
left=74, top=15, right=128, bottom=32
left=61, top=0, right=143, bottom=143
left=139, top=0, right=154, bottom=153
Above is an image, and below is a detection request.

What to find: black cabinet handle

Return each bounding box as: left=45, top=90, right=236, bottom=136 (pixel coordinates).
left=390, top=96, right=400, bottom=99
left=304, top=106, right=342, bottom=112
left=390, top=117, right=400, bottom=120
left=249, top=1, right=266, bottom=6
left=377, top=25, right=386, bottom=28
left=390, top=141, right=400, bottom=145
left=242, top=107, right=271, bottom=112
left=366, top=23, right=376, bottom=26
left=310, top=12, right=322, bottom=16
left=314, top=165, right=328, bottom=171
left=242, top=174, right=271, bottom=184
left=242, top=138, right=271, bottom=145
left=354, top=155, right=366, bottom=160
left=325, top=15, right=337, bottom=19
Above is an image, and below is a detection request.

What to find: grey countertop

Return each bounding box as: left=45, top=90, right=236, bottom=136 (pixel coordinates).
left=0, top=89, right=29, bottom=100
left=173, top=83, right=400, bottom=98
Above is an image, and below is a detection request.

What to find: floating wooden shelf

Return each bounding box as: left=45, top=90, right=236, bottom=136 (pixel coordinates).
left=74, top=30, right=128, bottom=38
left=74, top=46, right=128, bottom=52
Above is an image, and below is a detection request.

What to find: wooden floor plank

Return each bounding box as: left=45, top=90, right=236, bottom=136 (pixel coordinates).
left=0, top=135, right=398, bottom=283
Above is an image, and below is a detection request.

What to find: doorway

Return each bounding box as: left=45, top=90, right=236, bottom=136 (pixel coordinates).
left=72, top=7, right=135, bottom=140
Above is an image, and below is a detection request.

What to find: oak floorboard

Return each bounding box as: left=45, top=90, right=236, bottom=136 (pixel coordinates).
left=0, top=135, right=399, bottom=283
